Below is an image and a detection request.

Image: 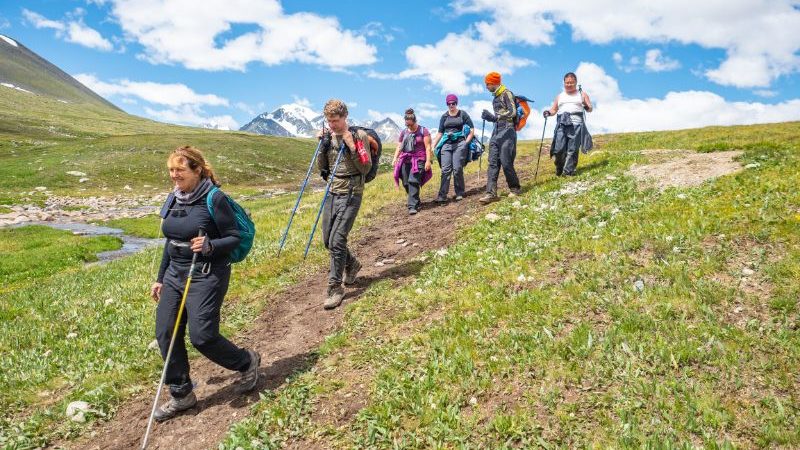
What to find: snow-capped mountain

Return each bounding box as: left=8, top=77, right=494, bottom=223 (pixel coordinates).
left=240, top=103, right=320, bottom=137
left=367, top=117, right=401, bottom=143
left=241, top=103, right=401, bottom=142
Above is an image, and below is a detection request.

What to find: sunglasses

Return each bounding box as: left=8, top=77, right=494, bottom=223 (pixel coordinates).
left=447, top=102, right=457, bottom=106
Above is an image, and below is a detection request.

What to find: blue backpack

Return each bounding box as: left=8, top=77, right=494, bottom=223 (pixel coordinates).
left=160, top=187, right=255, bottom=263
left=206, top=186, right=255, bottom=263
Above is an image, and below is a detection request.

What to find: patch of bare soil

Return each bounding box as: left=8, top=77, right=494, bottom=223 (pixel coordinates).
left=628, top=150, right=743, bottom=190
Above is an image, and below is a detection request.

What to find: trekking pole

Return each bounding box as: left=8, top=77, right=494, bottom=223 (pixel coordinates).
left=142, top=228, right=205, bottom=450
left=277, top=128, right=326, bottom=257
left=579, top=84, right=587, bottom=126
left=303, top=142, right=346, bottom=260
left=534, top=116, right=547, bottom=183
left=479, top=119, right=485, bottom=180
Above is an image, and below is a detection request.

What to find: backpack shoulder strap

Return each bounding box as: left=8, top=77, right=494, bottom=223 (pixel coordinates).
left=159, top=193, right=176, bottom=219
left=206, top=185, right=221, bottom=222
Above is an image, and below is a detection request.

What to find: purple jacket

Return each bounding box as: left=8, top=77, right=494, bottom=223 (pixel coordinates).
left=394, top=127, right=432, bottom=187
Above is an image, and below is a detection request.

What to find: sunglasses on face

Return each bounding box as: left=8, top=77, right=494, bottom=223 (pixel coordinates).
left=447, top=102, right=457, bottom=106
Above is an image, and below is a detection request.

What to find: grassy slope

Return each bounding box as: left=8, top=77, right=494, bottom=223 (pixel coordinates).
left=0, top=88, right=318, bottom=203
left=220, top=122, right=800, bottom=449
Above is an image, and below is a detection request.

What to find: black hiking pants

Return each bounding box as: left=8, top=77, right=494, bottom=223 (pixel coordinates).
left=322, top=193, right=362, bottom=286
left=486, top=122, right=521, bottom=195
left=156, top=262, right=250, bottom=398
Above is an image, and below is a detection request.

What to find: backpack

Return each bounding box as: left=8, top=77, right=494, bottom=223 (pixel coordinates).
left=399, top=126, right=425, bottom=153
left=321, top=126, right=383, bottom=183
left=159, top=187, right=256, bottom=263
left=206, top=186, right=255, bottom=263
left=513, top=94, right=533, bottom=131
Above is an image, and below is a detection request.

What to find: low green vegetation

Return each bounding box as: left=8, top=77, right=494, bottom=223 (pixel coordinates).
left=222, top=122, right=800, bottom=448
left=0, top=225, right=121, bottom=291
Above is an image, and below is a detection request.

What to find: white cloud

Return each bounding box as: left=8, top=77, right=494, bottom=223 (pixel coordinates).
left=0, top=16, right=11, bottom=29
left=451, top=0, right=800, bottom=88
left=107, top=0, right=376, bottom=71
left=644, top=49, right=680, bottom=72
left=367, top=109, right=404, bottom=127
left=145, top=107, right=238, bottom=130
left=612, top=52, right=623, bottom=64
left=520, top=62, right=800, bottom=136
left=23, top=9, right=113, bottom=51
left=371, top=30, right=533, bottom=95
left=75, top=73, right=235, bottom=128
left=753, top=89, right=778, bottom=98
left=74, top=73, right=228, bottom=107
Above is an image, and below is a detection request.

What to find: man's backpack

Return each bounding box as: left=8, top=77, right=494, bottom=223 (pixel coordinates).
left=160, top=187, right=256, bottom=263
left=349, top=126, right=382, bottom=183
left=513, top=95, right=534, bottom=131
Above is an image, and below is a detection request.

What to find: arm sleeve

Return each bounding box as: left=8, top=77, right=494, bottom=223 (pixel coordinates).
left=156, top=239, right=170, bottom=282
left=463, top=111, right=475, bottom=129
left=350, top=131, right=372, bottom=175
left=207, top=192, right=241, bottom=257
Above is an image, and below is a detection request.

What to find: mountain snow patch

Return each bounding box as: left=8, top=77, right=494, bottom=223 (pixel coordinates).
left=1, top=83, right=33, bottom=94
left=0, top=35, right=18, bottom=47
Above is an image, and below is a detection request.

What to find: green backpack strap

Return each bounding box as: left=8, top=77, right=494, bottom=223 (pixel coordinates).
left=206, top=185, right=220, bottom=222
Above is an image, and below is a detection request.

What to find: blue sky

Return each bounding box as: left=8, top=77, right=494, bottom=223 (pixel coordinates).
left=1, top=0, right=799, bottom=137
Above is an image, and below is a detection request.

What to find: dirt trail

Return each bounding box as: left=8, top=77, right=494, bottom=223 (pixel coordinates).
left=60, top=155, right=538, bottom=450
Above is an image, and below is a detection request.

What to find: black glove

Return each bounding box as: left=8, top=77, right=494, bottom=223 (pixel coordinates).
left=320, top=169, right=329, bottom=181
left=481, top=109, right=495, bottom=122
left=543, top=110, right=551, bottom=118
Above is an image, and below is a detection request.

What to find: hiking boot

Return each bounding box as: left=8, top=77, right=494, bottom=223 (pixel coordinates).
left=509, top=188, right=522, bottom=197
left=344, top=258, right=362, bottom=285
left=324, top=284, right=345, bottom=310
left=478, top=193, right=499, bottom=205
left=455, top=195, right=463, bottom=201
left=234, top=349, right=261, bottom=394
left=153, top=392, right=197, bottom=422
left=408, top=208, right=418, bottom=215
left=436, top=197, right=447, bottom=205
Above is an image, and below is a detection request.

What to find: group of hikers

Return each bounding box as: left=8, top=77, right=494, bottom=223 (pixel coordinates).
left=143, top=70, right=593, bottom=428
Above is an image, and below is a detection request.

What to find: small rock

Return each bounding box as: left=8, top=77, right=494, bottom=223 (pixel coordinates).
left=415, top=288, right=423, bottom=294
left=591, top=235, right=600, bottom=240
left=733, top=306, right=744, bottom=314
left=374, top=261, right=385, bottom=267
left=676, top=193, right=687, bottom=200
left=633, top=280, right=645, bottom=293
left=412, top=243, right=420, bottom=247
left=469, top=396, right=478, bottom=406
left=13, top=215, right=29, bottom=224
left=382, top=258, right=395, bottom=265
left=744, top=163, right=760, bottom=169
left=66, top=171, right=86, bottom=177
left=34, top=186, right=47, bottom=191
left=435, top=248, right=448, bottom=257
left=123, top=185, right=132, bottom=191
left=512, top=201, right=522, bottom=209
left=401, top=242, right=410, bottom=247
left=741, top=268, right=755, bottom=277
left=517, top=274, right=526, bottom=282
left=79, top=178, right=89, bottom=183
left=148, top=339, right=159, bottom=351
left=66, top=401, right=92, bottom=423
left=605, top=175, right=617, bottom=181
left=66, top=332, right=78, bottom=339
left=395, top=238, right=406, bottom=245
left=485, top=213, right=500, bottom=223
left=104, top=298, right=114, bottom=306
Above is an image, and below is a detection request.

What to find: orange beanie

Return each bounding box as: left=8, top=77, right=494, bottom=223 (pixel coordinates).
left=484, top=71, right=501, bottom=85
